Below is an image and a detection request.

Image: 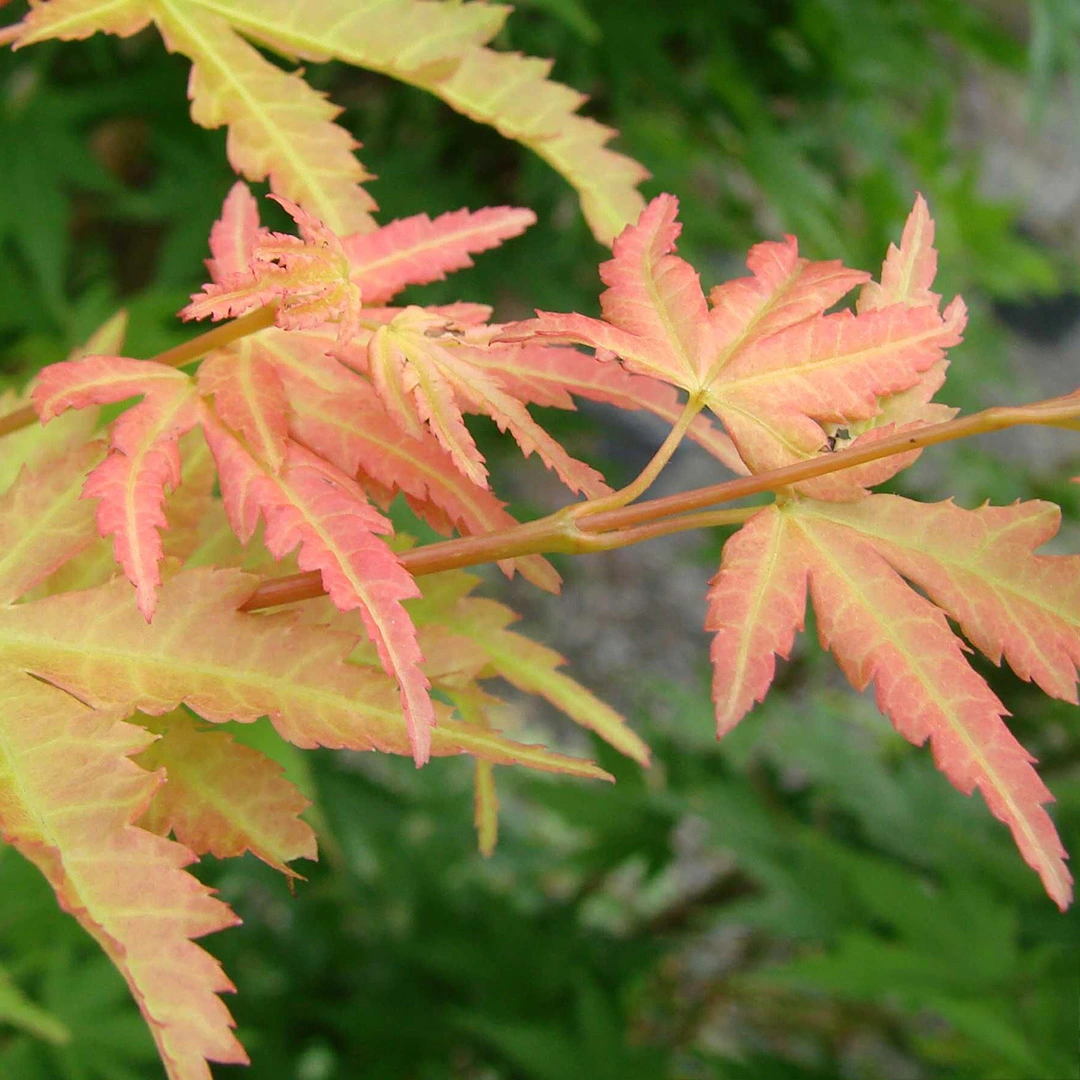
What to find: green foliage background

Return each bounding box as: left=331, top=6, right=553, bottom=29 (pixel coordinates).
left=0, top=1, right=1078, bottom=1077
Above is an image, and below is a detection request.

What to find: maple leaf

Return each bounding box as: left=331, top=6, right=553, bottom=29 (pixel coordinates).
left=693, top=199, right=1077, bottom=909
left=184, top=184, right=607, bottom=530
left=0, top=565, right=614, bottom=778
left=707, top=499, right=1076, bottom=910
left=6, top=0, right=646, bottom=242
left=135, top=708, right=317, bottom=877
left=32, top=356, right=201, bottom=619
left=507, top=193, right=966, bottom=498
left=0, top=675, right=246, bottom=1080
left=186, top=193, right=362, bottom=342
left=360, top=305, right=610, bottom=496
left=202, top=415, right=436, bottom=765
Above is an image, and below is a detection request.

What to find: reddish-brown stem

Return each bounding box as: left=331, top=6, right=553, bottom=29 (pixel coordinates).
left=240, top=389, right=1079, bottom=612
left=579, top=391, right=1080, bottom=532
left=150, top=304, right=278, bottom=369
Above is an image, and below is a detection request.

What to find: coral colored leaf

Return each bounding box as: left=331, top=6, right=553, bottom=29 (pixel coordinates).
left=807, top=496, right=1080, bottom=703
left=197, top=344, right=290, bottom=471
left=0, top=674, right=246, bottom=1080
left=206, top=180, right=261, bottom=282
left=0, top=568, right=611, bottom=781
left=343, top=205, right=537, bottom=304
left=0, top=440, right=104, bottom=605
left=264, top=338, right=559, bottom=590
left=706, top=506, right=807, bottom=735
left=706, top=494, right=1075, bottom=908
left=511, top=195, right=967, bottom=493
left=202, top=417, right=435, bottom=764
left=790, top=510, right=1071, bottom=910
left=135, top=708, right=317, bottom=876
left=366, top=306, right=610, bottom=496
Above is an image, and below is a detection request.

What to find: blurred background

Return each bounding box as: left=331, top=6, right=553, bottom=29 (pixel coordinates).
left=0, top=0, right=1078, bottom=1077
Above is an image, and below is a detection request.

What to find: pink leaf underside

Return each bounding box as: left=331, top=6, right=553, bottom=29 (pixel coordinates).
left=811, top=496, right=1080, bottom=703
left=364, top=309, right=611, bottom=497
left=0, top=440, right=105, bottom=605
left=206, top=180, right=260, bottom=282
left=859, top=193, right=941, bottom=313
left=470, top=341, right=749, bottom=475
left=135, top=709, right=317, bottom=876
left=707, top=506, right=808, bottom=735
left=0, top=568, right=609, bottom=780
left=0, top=675, right=246, bottom=1079
left=255, top=330, right=559, bottom=591
left=342, top=205, right=537, bottom=304
left=197, top=345, right=290, bottom=471
left=202, top=417, right=435, bottom=764
left=791, top=510, right=1072, bottom=910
